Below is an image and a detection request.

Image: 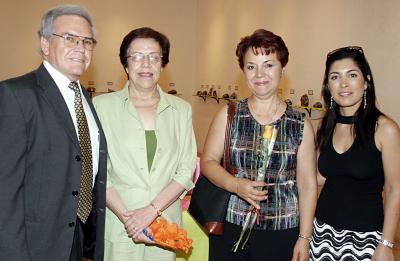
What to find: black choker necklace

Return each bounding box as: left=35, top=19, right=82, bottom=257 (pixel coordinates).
left=336, top=113, right=354, bottom=124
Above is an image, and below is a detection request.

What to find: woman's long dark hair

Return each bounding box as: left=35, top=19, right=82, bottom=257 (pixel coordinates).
left=316, top=46, right=383, bottom=151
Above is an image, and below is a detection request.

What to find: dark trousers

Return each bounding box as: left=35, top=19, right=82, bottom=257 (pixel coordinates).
left=69, top=218, right=84, bottom=261
left=209, top=222, right=299, bottom=261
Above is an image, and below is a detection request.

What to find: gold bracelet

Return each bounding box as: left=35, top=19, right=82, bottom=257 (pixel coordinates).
left=150, top=202, right=163, bottom=216
left=298, top=234, right=312, bottom=242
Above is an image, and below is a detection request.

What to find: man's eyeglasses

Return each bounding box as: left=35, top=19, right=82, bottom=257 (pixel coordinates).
left=327, top=46, right=363, bottom=58
left=126, top=52, right=163, bottom=64
left=52, top=33, right=97, bottom=51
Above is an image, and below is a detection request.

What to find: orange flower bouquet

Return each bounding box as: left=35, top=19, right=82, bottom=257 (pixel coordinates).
left=144, top=218, right=192, bottom=254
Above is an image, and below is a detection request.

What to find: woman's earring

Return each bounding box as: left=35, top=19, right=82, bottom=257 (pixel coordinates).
left=330, top=96, right=334, bottom=109
left=363, top=90, right=367, bottom=109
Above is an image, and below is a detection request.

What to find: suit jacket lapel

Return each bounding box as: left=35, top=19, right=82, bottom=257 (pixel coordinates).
left=35, top=64, right=80, bottom=150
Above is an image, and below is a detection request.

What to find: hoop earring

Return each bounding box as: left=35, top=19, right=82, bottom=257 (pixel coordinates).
left=363, top=90, right=367, bottom=109
left=330, top=96, right=334, bottom=109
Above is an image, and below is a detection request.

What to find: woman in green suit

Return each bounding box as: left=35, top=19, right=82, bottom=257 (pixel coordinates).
left=94, top=27, right=197, bottom=261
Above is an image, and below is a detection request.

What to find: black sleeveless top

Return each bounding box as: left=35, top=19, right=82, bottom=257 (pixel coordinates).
left=315, top=128, right=385, bottom=232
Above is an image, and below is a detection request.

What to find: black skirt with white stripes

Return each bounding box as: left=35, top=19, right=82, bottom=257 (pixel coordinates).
left=310, top=219, right=382, bottom=261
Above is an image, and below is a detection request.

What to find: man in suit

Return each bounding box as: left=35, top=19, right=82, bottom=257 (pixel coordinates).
left=0, top=4, right=107, bottom=261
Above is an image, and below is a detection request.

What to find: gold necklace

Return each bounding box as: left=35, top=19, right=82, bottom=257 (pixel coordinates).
left=129, top=89, right=160, bottom=109
left=248, top=99, right=280, bottom=124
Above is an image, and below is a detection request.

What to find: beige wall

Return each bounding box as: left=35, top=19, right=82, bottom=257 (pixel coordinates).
left=194, top=0, right=400, bottom=151
left=1, top=0, right=399, bottom=152
left=0, top=0, right=197, bottom=99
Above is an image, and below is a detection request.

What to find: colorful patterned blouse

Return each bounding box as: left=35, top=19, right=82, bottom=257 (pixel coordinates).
left=226, top=99, right=305, bottom=230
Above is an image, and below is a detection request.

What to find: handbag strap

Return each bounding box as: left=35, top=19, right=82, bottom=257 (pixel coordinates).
left=223, top=102, right=237, bottom=175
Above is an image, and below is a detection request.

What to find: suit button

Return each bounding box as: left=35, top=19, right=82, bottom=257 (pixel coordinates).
left=72, top=191, right=79, bottom=196
left=69, top=222, right=75, bottom=227
left=75, top=155, right=81, bottom=161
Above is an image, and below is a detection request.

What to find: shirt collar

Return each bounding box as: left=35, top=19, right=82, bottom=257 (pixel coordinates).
left=43, top=60, right=81, bottom=91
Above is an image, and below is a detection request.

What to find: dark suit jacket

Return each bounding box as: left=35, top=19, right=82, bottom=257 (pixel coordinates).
left=0, top=64, right=107, bottom=261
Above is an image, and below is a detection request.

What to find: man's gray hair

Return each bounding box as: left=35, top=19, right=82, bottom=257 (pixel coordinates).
left=38, top=4, right=96, bottom=39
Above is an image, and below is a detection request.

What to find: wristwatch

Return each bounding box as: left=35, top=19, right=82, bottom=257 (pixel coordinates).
left=378, top=239, right=394, bottom=249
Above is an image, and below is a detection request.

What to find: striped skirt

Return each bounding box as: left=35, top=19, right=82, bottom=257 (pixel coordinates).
left=310, top=219, right=381, bottom=261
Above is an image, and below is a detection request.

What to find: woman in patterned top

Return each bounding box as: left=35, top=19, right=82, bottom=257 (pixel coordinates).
left=200, top=29, right=318, bottom=261
left=310, top=46, right=400, bottom=261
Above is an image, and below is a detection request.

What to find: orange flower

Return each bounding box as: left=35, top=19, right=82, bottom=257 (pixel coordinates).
left=148, top=218, right=193, bottom=254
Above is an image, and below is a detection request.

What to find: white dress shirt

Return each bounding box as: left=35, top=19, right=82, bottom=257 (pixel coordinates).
left=43, top=61, right=99, bottom=185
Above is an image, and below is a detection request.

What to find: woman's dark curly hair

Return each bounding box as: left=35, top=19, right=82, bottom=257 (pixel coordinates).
left=119, top=27, right=170, bottom=72
left=236, top=29, right=289, bottom=70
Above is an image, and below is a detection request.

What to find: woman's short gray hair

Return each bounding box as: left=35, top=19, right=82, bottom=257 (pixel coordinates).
left=38, top=4, right=96, bottom=39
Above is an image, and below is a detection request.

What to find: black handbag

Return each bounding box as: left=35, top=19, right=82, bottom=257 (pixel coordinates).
left=188, top=102, right=237, bottom=235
